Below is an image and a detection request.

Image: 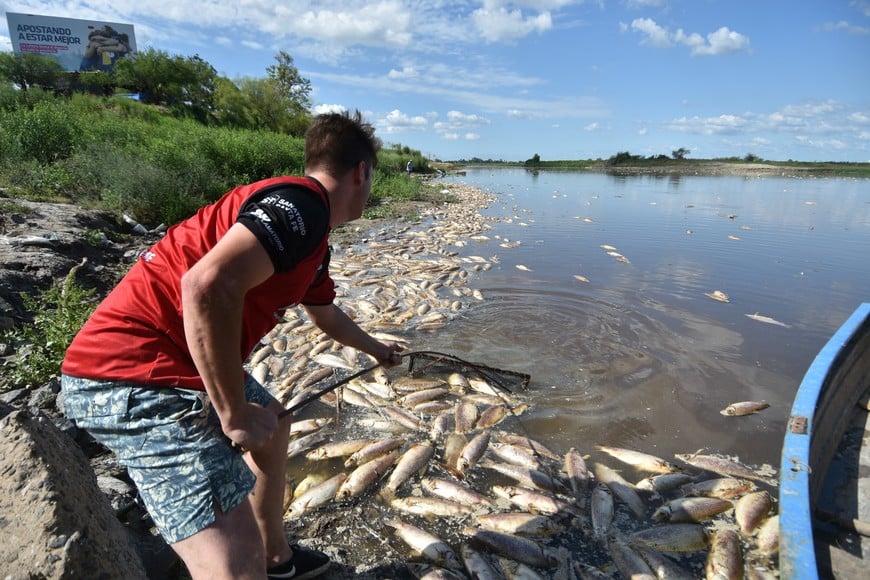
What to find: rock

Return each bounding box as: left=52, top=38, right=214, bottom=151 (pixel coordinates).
left=0, top=403, right=148, bottom=579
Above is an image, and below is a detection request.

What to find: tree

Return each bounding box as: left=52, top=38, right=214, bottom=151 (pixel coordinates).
left=672, top=147, right=690, bottom=160
left=524, top=153, right=541, bottom=166
left=114, top=48, right=217, bottom=113
left=266, top=51, right=312, bottom=113
left=0, top=51, right=65, bottom=93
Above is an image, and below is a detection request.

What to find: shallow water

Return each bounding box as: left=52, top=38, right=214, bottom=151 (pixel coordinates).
left=419, top=168, right=870, bottom=472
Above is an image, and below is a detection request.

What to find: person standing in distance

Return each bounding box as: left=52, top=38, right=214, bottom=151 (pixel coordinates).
left=61, top=110, right=403, bottom=579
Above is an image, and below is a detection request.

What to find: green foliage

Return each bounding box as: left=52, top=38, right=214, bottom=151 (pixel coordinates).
left=672, top=147, right=690, bottom=160
left=524, top=153, right=542, bottom=166
left=0, top=51, right=65, bottom=92
left=1, top=267, right=97, bottom=391
left=379, top=145, right=430, bottom=174
left=0, top=99, right=81, bottom=163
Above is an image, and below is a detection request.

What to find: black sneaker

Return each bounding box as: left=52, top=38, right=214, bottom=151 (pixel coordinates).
left=267, top=543, right=331, bottom=580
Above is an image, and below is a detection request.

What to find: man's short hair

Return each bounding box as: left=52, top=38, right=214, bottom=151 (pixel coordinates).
left=304, top=110, right=381, bottom=177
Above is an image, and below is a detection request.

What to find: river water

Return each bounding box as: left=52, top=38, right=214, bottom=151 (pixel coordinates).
left=420, top=168, right=870, bottom=476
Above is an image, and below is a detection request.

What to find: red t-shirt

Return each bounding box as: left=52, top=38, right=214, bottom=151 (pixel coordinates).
left=62, top=176, right=335, bottom=390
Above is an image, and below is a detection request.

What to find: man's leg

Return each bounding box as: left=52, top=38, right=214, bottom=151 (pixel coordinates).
left=171, top=498, right=265, bottom=579
left=245, top=396, right=294, bottom=566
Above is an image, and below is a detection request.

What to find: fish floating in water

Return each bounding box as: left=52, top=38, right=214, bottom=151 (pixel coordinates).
left=746, top=312, right=791, bottom=328
left=515, top=264, right=532, bottom=272
left=705, top=290, right=730, bottom=303
left=720, top=401, right=770, bottom=416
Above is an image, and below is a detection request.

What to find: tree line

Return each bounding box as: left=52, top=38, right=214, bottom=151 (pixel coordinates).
left=0, top=48, right=313, bottom=136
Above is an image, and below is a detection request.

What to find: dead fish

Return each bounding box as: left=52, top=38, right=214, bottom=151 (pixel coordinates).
left=706, top=529, right=744, bottom=580
left=383, top=405, right=423, bottom=431
left=629, top=523, right=709, bottom=552
left=313, top=352, right=354, bottom=370
left=720, top=401, right=770, bottom=416
left=387, top=519, right=462, bottom=569
left=287, top=430, right=330, bottom=460
left=443, top=432, right=468, bottom=470
left=680, top=477, right=755, bottom=499
left=596, top=445, right=680, bottom=474
left=400, top=386, right=451, bottom=407
left=457, top=430, right=490, bottom=475
left=475, top=512, right=564, bottom=537
left=633, top=544, right=696, bottom=580
left=476, top=404, right=509, bottom=429
left=563, top=448, right=590, bottom=499
left=429, top=410, right=454, bottom=440
left=734, top=491, right=772, bottom=535
left=462, top=527, right=558, bottom=569
left=516, top=264, right=532, bottom=272
left=336, top=450, right=398, bottom=500
left=289, top=417, right=333, bottom=436
left=383, top=442, right=435, bottom=494
left=675, top=453, right=775, bottom=484
left=481, top=460, right=564, bottom=493
left=491, top=485, right=581, bottom=517
left=636, top=472, right=694, bottom=494
left=608, top=534, right=656, bottom=580
left=459, top=544, right=501, bottom=580
left=593, top=463, right=647, bottom=518
left=454, top=400, right=479, bottom=433
left=390, top=496, right=473, bottom=518
left=745, top=312, right=791, bottom=328
left=755, top=515, right=780, bottom=555
left=490, top=443, right=543, bottom=470
left=305, top=438, right=375, bottom=461
left=652, top=497, right=733, bottom=523
left=600, top=244, right=618, bottom=251
left=421, top=477, right=496, bottom=508
left=591, top=483, right=614, bottom=543
left=573, top=274, right=590, bottom=283
left=495, top=432, right=561, bottom=461
left=447, top=372, right=470, bottom=392
left=497, top=557, right=548, bottom=580
left=344, top=437, right=404, bottom=468
left=705, top=290, right=730, bottom=303
left=287, top=472, right=347, bottom=518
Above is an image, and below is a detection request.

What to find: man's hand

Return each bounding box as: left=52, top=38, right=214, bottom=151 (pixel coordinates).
left=221, top=402, right=278, bottom=452
left=375, top=341, right=404, bottom=368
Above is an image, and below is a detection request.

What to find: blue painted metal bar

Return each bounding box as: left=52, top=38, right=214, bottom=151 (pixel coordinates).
left=780, top=302, right=870, bottom=579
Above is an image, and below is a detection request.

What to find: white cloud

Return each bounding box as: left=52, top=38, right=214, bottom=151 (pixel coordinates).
left=630, top=18, right=671, bottom=48
left=388, top=66, right=419, bottom=80
left=312, top=104, right=347, bottom=115
left=434, top=110, right=491, bottom=138
left=473, top=7, right=553, bottom=42
left=464, top=133, right=481, bottom=140
left=294, top=2, right=413, bottom=47
left=584, top=122, right=600, bottom=131
left=629, top=18, right=751, bottom=56
left=378, top=109, right=429, bottom=134
left=821, top=21, right=870, bottom=35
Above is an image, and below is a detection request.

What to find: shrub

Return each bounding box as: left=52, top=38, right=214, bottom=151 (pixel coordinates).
left=1, top=263, right=97, bottom=391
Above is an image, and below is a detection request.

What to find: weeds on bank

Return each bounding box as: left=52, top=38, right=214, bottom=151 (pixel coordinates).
left=1, top=262, right=97, bottom=391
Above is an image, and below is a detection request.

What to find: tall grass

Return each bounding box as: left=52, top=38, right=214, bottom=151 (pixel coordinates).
left=0, top=91, right=428, bottom=226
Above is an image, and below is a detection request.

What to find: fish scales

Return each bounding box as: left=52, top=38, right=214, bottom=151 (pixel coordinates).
left=462, top=527, right=558, bottom=569
left=629, top=523, right=709, bottom=552
left=386, top=519, right=462, bottom=569
left=734, top=491, right=772, bottom=534
left=593, top=463, right=647, bottom=518
left=490, top=443, right=543, bottom=470
left=384, top=442, right=435, bottom=494
left=706, top=529, right=744, bottom=580
left=652, top=497, right=733, bottom=523
left=597, top=445, right=680, bottom=474
left=390, top=496, right=473, bottom=518
left=458, top=430, right=490, bottom=475
left=591, top=482, right=614, bottom=543
left=336, top=450, right=398, bottom=500
left=344, top=437, right=405, bottom=468
left=491, top=485, right=582, bottom=518
left=421, top=477, right=496, bottom=508
left=608, top=534, right=656, bottom=580
left=459, top=544, right=501, bottom=580
left=475, top=512, right=564, bottom=537
left=564, top=448, right=590, bottom=498
left=481, top=460, right=564, bottom=492
left=674, top=453, right=774, bottom=485
left=287, top=472, right=347, bottom=518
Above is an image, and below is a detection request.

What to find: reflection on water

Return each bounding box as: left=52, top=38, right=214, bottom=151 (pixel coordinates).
left=417, top=169, right=870, bottom=471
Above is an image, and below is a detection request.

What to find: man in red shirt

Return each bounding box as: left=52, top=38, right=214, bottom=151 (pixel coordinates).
left=61, top=111, right=402, bottom=579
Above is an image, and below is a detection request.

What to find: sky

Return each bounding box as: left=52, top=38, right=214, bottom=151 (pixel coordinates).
left=2, top=1, right=869, bottom=163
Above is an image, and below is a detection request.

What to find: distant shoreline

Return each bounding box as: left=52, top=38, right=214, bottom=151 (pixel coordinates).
left=437, top=160, right=870, bottom=179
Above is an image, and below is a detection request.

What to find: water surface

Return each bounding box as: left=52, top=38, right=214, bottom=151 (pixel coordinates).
left=419, top=168, right=870, bottom=473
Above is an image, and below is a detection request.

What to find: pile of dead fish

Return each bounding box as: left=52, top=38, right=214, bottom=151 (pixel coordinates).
left=244, top=183, right=781, bottom=579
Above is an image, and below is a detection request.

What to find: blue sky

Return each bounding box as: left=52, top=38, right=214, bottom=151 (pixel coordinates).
left=3, top=1, right=869, bottom=162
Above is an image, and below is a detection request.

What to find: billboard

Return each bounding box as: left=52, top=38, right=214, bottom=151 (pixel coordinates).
left=6, top=12, right=137, bottom=72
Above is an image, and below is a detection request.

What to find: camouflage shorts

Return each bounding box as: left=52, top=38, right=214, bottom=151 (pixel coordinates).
left=60, top=374, right=274, bottom=543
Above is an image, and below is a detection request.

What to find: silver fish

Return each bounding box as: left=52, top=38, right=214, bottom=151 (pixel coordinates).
left=674, top=453, right=775, bottom=485
left=475, top=512, right=564, bottom=537
left=680, top=477, right=754, bottom=499
left=390, top=496, right=473, bottom=518
left=719, top=401, right=770, bottom=416
left=636, top=472, right=694, bottom=494
left=491, top=485, right=581, bottom=517
left=652, top=497, right=733, bottom=523
left=336, top=450, right=398, bottom=500
left=387, top=518, right=462, bottom=569
left=459, top=544, right=501, bottom=580
left=490, top=443, right=543, bottom=470
left=593, top=462, right=647, bottom=518
left=596, top=445, right=680, bottom=474
left=629, top=523, right=709, bottom=552
left=608, top=534, right=656, bottom=580
left=590, top=483, right=614, bottom=543
left=564, top=448, right=590, bottom=498
left=734, top=491, right=772, bottom=535
left=458, top=430, right=491, bottom=475
left=421, top=477, right=496, bottom=509
left=481, top=460, right=564, bottom=493
left=455, top=400, right=479, bottom=433
left=305, top=438, right=376, bottom=461
left=287, top=472, right=347, bottom=518
left=706, top=529, right=744, bottom=580
left=344, top=437, right=405, bottom=468
left=383, top=442, right=435, bottom=494
left=462, top=527, right=558, bottom=569
left=745, top=312, right=791, bottom=328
